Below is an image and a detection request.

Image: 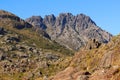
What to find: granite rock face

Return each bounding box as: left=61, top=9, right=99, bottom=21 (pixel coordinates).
left=26, top=13, right=112, bottom=50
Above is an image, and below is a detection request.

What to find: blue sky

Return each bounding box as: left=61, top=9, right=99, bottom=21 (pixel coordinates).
left=0, top=0, right=120, bottom=35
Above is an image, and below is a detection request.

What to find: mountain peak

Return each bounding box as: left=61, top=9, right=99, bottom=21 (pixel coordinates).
left=77, top=13, right=96, bottom=26
left=58, top=13, right=73, bottom=17
left=26, top=13, right=112, bottom=50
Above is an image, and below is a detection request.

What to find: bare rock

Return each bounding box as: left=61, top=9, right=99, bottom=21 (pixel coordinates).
left=26, top=13, right=112, bottom=51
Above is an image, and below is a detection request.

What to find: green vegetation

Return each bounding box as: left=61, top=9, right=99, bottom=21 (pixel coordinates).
left=0, top=10, right=74, bottom=80
left=0, top=16, right=74, bottom=56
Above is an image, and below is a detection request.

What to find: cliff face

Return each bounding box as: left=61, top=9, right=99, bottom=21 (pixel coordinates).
left=26, top=13, right=112, bottom=50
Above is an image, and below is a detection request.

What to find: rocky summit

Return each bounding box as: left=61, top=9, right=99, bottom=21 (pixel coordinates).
left=26, top=13, right=112, bottom=50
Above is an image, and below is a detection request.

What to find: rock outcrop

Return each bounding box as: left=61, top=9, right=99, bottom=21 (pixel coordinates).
left=26, top=13, right=112, bottom=50
left=50, top=34, right=120, bottom=80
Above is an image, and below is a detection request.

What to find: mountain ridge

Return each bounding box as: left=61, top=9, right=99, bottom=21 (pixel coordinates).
left=26, top=13, right=112, bottom=50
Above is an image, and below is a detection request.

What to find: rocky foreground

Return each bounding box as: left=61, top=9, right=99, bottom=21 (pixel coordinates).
left=50, top=34, right=120, bottom=80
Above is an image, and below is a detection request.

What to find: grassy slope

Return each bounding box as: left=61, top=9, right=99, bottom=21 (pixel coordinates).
left=0, top=10, right=74, bottom=80
left=0, top=12, right=74, bottom=56
left=50, top=34, right=120, bottom=80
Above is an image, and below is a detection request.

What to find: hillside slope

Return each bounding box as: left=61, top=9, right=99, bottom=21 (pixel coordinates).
left=26, top=13, right=112, bottom=50
left=0, top=10, right=73, bottom=80
left=51, top=34, right=120, bottom=80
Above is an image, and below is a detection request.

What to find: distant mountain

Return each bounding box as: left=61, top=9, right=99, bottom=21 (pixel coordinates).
left=26, top=13, right=112, bottom=50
